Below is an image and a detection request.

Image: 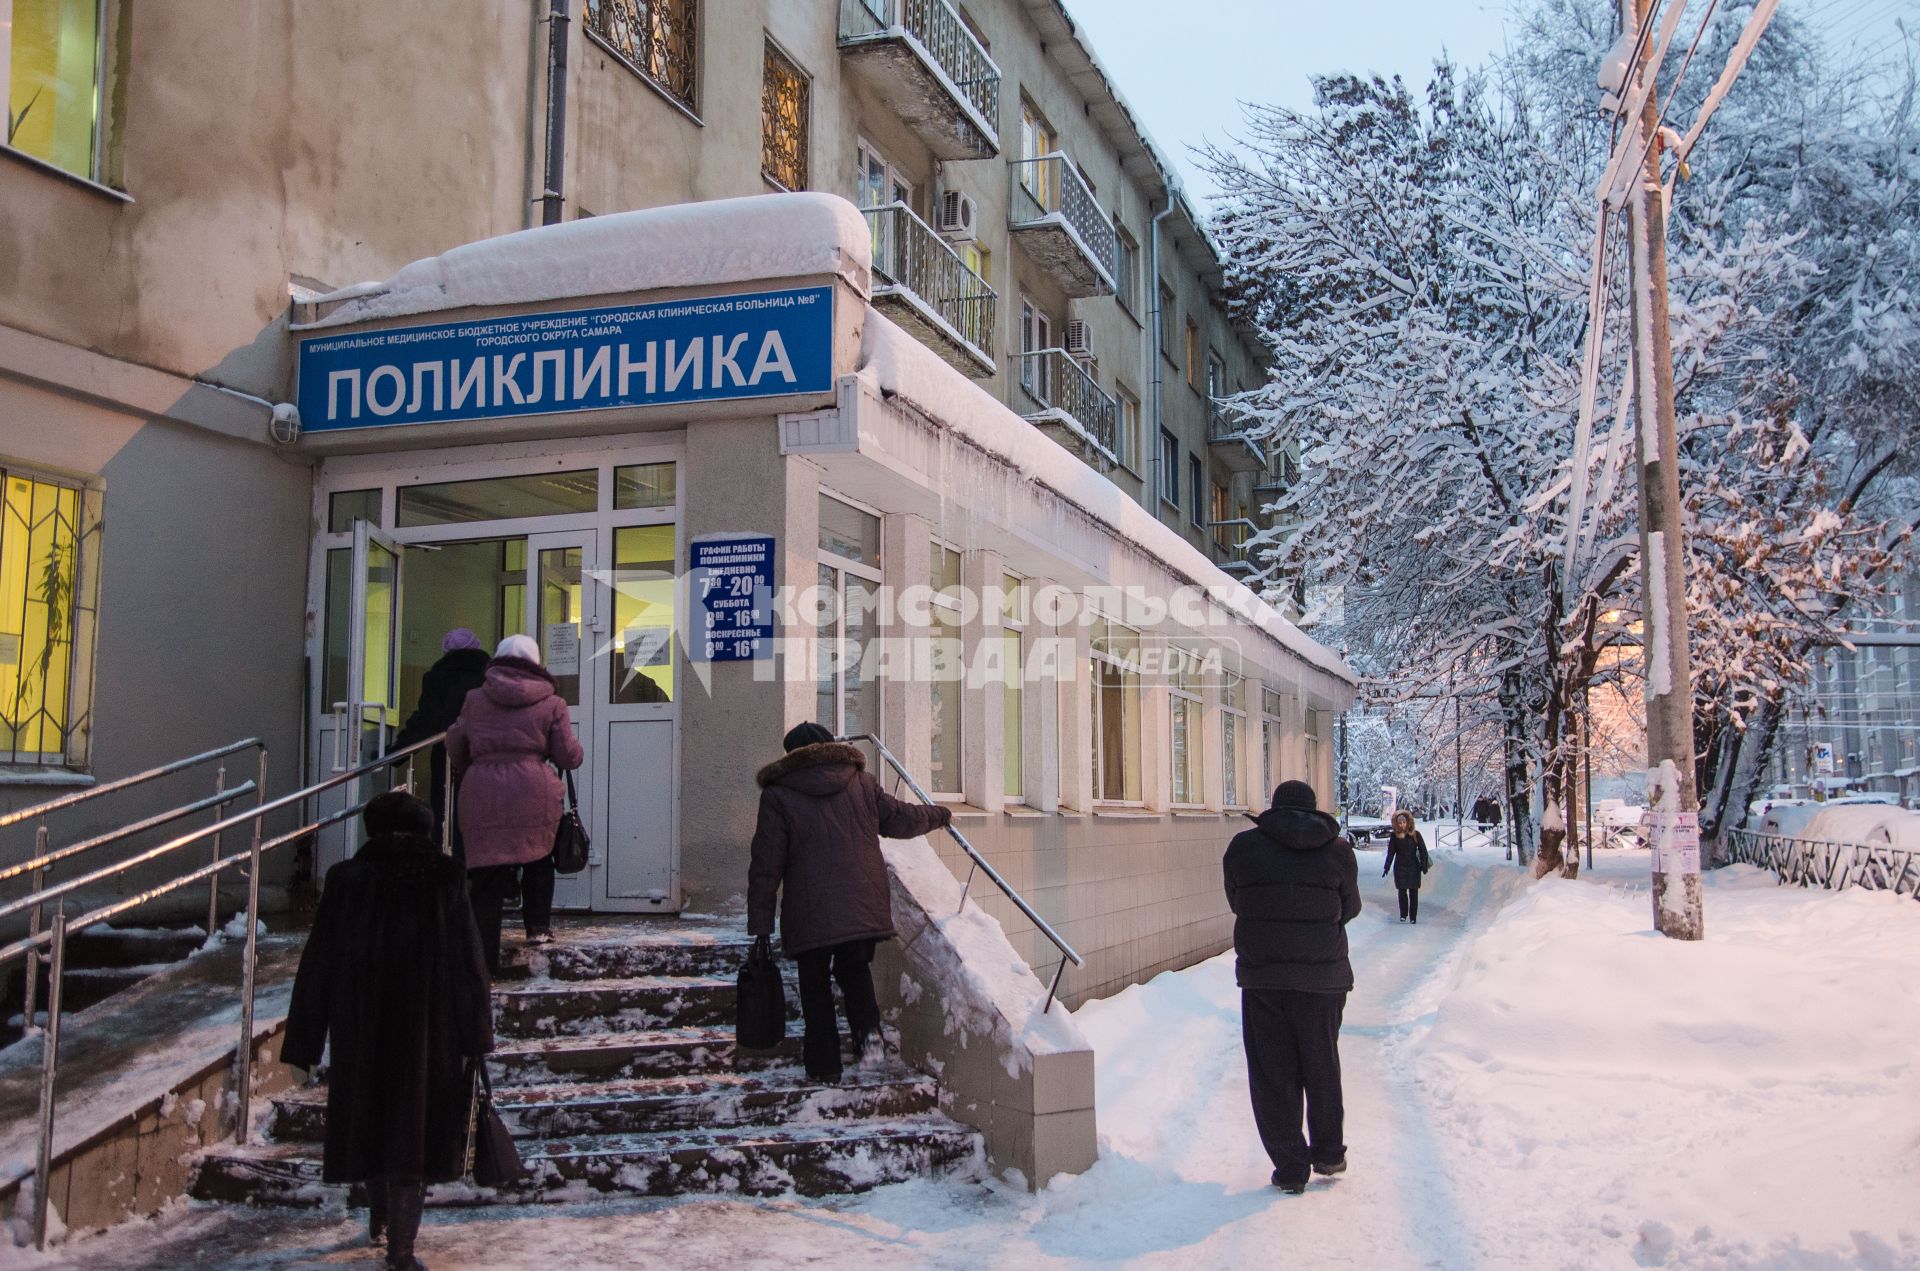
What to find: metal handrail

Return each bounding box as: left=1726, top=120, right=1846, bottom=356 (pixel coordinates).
left=836, top=733, right=1083, bottom=1012
left=0, top=737, right=269, bottom=1062
left=0, top=737, right=263, bottom=831
left=16, top=731, right=447, bottom=1249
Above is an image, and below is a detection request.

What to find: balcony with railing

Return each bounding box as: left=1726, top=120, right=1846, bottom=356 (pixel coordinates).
left=865, top=203, right=997, bottom=377
left=1209, top=518, right=1258, bottom=579
left=838, top=0, right=1001, bottom=160
left=1207, top=400, right=1266, bottom=473
left=1018, top=349, right=1118, bottom=468
left=1009, top=154, right=1118, bottom=298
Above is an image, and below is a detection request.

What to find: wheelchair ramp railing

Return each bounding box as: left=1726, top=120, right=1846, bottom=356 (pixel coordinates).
left=0, top=733, right=447, bottom=1248
left=837, top=733, right=1082, bottom=1010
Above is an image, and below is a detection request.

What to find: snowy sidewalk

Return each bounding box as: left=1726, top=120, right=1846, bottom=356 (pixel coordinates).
left=15, top=851, right=1918, bottom=1269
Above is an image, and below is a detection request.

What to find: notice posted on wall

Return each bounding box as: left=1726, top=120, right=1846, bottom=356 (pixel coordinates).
left=690, top=534, right=775, bottom=662
left=1648, top=810, right=1701, bottom=875
left=545, top=622, right=581, bottom=675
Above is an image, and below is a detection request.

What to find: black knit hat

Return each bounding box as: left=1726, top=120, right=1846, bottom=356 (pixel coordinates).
left=1271, top=780, right=1318, bottom=811
left=364, top=789, right=434, bottom=838
left=783, top=721, right=835, bottom=753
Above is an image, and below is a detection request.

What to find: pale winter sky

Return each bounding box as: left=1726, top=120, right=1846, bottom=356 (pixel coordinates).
left=1066, top=0, right=1920, bottom=207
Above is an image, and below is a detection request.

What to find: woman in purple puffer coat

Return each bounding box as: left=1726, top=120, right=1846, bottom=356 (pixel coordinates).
left=446, top=634, right=583, bottom=975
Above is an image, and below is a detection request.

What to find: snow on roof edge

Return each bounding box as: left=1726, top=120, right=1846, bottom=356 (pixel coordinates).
left=856, top=312, right=1353, bottom=686
left=300, top=193, right=874, bottom=330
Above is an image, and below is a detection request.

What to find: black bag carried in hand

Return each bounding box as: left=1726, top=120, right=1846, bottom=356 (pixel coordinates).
left=468, top=1062, right=527, bottom=1189
left=552, top=769, right=589, bottom=875
left=735, top=934, right=787, bottom=1050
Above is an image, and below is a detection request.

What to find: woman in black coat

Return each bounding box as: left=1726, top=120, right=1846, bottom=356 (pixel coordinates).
left=1381, top=811, right=1432, bottom=924
left=283, top=791, right=494, bottom=1271
left=393, top=629, right=493, bottom=861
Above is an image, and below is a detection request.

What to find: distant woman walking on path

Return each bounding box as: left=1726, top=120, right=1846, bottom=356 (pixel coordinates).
left=1382, top=811, right=1431, bottom=924
left=447, top=634, right=583, bottom=974
left=282, top=791, right=494, bottom=1270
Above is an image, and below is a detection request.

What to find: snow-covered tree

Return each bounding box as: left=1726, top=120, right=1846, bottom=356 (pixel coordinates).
left=1205, top=0, right=1914, bottom=873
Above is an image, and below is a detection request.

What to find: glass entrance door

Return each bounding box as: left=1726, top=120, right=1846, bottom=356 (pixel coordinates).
left=527, top=531, right=596, bottom=912
left=316, top=520, right=405, bottom=876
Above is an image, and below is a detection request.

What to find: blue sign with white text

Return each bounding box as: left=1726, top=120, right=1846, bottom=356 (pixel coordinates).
left=691, top=535, right=776, bottom=662
left=296, top=285, right=834, bottom=431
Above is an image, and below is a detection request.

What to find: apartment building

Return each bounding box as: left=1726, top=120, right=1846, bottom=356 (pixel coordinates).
left=0, top=0, right=1347, bottom=1001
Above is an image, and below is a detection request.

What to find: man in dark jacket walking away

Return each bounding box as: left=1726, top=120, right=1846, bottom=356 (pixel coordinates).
left=283, top=791, right=495, bottom=1270
left=393, top=628, right=491, bottom=861
left=1224, top=779, right=1362, bottom=1194
left=748, top=722, right=951, bottom=1081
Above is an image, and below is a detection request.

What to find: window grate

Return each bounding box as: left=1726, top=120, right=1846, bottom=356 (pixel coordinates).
left=761, top=40, right=809, bottom=191
left=586, top=0, right=698, bottom=114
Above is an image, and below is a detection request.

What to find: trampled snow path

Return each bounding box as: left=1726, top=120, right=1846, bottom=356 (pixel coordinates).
left=11, top=858, right=1527, bottom=1270
left=16, top=847, right=1917, bottom=1269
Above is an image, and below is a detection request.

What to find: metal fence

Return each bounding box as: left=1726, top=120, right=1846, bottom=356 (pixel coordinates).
left=838, top=0, right=1001, bottom=127
left=1723, top=828, right=1920, bottom=899
left=1018, top=348, right=1118, bottom=461
left=1009, top=153, right=1119, bottom=282
left=864, top=203, right=997, bottom=357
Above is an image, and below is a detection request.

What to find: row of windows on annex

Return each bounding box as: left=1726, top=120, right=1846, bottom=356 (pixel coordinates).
left=815, top=493, right=1327, bottom=812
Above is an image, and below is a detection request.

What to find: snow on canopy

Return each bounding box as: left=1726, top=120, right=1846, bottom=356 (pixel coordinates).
left=298, top=192, right=874, bottom=329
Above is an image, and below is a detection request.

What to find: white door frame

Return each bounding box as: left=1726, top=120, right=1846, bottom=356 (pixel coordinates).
left=303, top=438, right=685, bottom=912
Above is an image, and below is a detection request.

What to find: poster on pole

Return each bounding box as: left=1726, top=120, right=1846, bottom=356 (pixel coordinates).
left=1813, top=741, right=1835, bottom=775
left=1647, top=810, right=1700, bottom=875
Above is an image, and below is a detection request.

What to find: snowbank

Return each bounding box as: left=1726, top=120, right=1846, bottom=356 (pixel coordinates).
left=857, top=312, right=1353, bottom=685
left=1414, top=867, right=1920, bottom=1266
left=298, top=193, right=873, bottom=329
left=874, top=834, right=1096, bottom=1188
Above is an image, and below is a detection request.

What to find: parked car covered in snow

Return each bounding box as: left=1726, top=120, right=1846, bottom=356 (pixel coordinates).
left=1344, top=815, right=1392, bottom=845
left=1793, top=803, right=1920, bottom=851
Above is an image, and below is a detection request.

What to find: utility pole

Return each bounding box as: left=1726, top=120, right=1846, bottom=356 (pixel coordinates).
left=1620, top=0, right=1703, bottom=939
left=1453, top=669, right=1464, bottom=852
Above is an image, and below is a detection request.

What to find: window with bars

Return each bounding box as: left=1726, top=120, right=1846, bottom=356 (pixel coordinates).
left=761, top=39, right=809, bottom=191
left=586, top=0, right=698, bottom=115
left=0, top=469, right=98, bottom=769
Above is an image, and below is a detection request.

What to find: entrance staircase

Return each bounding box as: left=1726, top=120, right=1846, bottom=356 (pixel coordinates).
left=191, top=924, right=984, bottom=1204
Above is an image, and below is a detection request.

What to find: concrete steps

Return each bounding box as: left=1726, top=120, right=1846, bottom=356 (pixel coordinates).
left=191, top=921, right=982, bottom=1206
left=269, top=1062, right=939, bottom=1141
left=194, top=1115, right=982, bottom=1203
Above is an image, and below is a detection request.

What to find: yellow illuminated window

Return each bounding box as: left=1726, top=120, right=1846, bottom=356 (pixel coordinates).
left=4, top=0, right=103, bottom=179
left=761, top=39, right=809, bottom=191
left=0, top=470, right=93, bottom=767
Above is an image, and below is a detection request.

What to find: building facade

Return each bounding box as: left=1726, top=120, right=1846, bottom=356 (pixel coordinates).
left=0, top=0, right=1346, bottom=1003
left=1770, top=556, right=1920, bottom=807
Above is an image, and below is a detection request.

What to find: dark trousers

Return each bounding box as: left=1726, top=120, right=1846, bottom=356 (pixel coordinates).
left=469, top=855, right=555, bottom=973
left=795, top=939, right=880, bottom=1080
left=367, top=1174, right=424, bottom=1262
left=1242, top=987, right=1347, bottom=1187
left=1397, top=886, right=1420, bottom=922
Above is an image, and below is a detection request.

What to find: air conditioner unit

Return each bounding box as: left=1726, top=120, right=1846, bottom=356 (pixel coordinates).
left=1064, top=320, right=1094, bottom=361
left=936, top=190, right=977, bottom=239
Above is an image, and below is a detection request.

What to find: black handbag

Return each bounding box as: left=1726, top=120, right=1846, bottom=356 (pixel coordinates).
left=735, top=935, right=787, bottom=1050
left=468, top=1062, right=527, bottom=1189
left=552, top=769, right=589, bottom=875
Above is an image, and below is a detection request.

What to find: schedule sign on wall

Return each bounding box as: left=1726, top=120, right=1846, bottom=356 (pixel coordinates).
left=691, top=535, right=775, bottom=662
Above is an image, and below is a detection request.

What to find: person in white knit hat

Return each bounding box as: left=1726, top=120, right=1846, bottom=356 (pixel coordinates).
left=447, top=634, right=582, bottom=973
